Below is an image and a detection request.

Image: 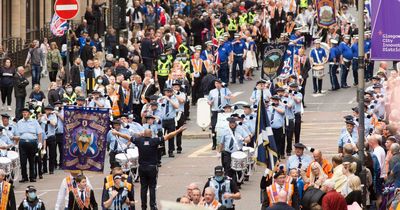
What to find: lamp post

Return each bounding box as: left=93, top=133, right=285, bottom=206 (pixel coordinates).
left=356, top=0, right=366, bottom=208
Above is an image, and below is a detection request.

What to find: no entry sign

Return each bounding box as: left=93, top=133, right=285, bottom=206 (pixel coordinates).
left=54, top=0, right=79, bottom=20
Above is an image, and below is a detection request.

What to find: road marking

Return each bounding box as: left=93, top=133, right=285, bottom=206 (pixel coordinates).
left=14, top=187, right=104, bottom=194
left=188, top=143, right=219, bottom=158
left=232, top=91, right=243, bottom=98
left=55, top=5, right=78, bottom=10
left=38, top=192, right=48, bottom=197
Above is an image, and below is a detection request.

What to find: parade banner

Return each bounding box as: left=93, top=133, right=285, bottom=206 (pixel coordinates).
left=371, top=0, right=400, bottom=60
left=62, top=106, right=110, bottom=172
left=316, top=0, right=336, bottom=28
left=262, top=43, right=288, bottom=80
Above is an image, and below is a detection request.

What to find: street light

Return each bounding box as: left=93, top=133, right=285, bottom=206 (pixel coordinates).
left=357, top=0, right=367, bottom=208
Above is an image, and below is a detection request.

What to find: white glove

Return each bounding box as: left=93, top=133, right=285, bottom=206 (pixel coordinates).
left=263, top=168, right=271, bottom=177
left=38, top=143, right=42, bottom=150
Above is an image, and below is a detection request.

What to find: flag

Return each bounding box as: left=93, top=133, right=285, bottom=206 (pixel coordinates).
left=315, top=0, right=336, bottom=28
left=50, top=13, right=68, bottom=37
left=254, top=95, right=278, bottom=169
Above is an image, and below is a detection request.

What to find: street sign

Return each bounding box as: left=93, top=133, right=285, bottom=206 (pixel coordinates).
left=54, top=0, right=79, bottom=20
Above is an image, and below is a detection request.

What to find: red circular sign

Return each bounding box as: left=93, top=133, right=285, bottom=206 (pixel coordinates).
left=54, top=0, right=79, bottom=20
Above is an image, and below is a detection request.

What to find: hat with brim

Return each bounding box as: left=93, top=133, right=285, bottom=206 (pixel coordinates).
left=227, top=117, right=237, bottom=123
left=294, top=143, right=306, bottom=149
left=1, top=113, right=10, bottom=118
left=289, top=82, right=299, bottom=87
left=163, top=87, right=173, bottom=92
left=112, top=119, right=122, bottom=125
left=343, top=115, right=354, bottom=121
left=195, top=45, right=202, bottom=50
left=243, top=105, right=251, bottom=109
left=271, top=95, right=281, bottom=101
left=44, top=105, right=54, bottom=111
left=206, top=41, right=213, bottom=45
left=172, top=81, right=182, bottom=86
left=223, top=104, right=232, bottom=109
left=314, top=39, right=321, bottom=44
left=373, top=83, right=383, bottom=88
left=54, top=101, right=62, bottom=105
left=77, top=96, right=86, bottom=101
left=330, top=39, right=338, bottom=44
left=21, top=108, right=30, bottom=112
left=218, top=37, right=225, bottom=41
left=145, top=115, right=156, bottom=119
left=149, top=95, right=159, bottom=101
left=92, top=90, right=101, bottom=94
left=214, top=166, right=224, bottom=175
left=26, top=186, right=36, bottom=193
left=256, top=80, right=267, bottom=85
left=371, top=75, right=380, bottom=80
left=275, top=87, right=285, bottom=92
left=150, top=101, right=158, bottom=106
left=345, top=120, right=355, bottom=125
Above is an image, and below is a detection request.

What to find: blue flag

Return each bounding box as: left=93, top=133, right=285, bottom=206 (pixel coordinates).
left=254, top=96, right=278, bottom=169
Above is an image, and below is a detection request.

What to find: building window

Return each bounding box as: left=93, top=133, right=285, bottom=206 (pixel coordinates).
left=26, top=0, right=40, bottom=41
left=1, top=0, right=12, bottom=40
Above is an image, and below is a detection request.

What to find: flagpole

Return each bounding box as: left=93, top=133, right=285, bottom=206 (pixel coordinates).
left=66, top=20, right=71, bottom=80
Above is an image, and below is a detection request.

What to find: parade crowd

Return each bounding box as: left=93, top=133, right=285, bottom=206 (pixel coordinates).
left=0, top=0, right=399, bottom=209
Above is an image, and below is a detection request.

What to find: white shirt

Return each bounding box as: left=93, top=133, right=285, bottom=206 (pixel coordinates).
left=55, top=175, right=93, bottom=210
left=373, top=146, right=386, bottom=178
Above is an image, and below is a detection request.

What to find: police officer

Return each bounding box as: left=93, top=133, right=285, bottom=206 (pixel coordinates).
left=15, top=108, right=43, bottom=183
left=214, top=21, right=225, bottom=40
left=219, top=117, right=250, bottom=186
left=173, top=81, right=186, bottom=154
left=112, top=126, right=186, bottom=210
left=227, top=13, right=238, bottom=38
left=208, top=79, right=232, bottom=150
left=160, top=87, right=179, bottom=157
left=267, top=95, right=286, bottom=159
left=18, top=185, right=45, bottom=209
left=106, top=119, right=131, bottom=169
left=351, top=36, right=359, bottom=86
left=289, top=83, right=303, bottom=146
left=338, top=120, right=358, bottom=153
left=309, top=39, right=327, bottom=94
left=276, top=87, right=295, bottom=156
left=203, top=166, right=241, bottom=210
left=217, top=37, right=232, bottom=84
left=155, top=53, right=172, bottom=92
left=328, top=39, right=341, bottom=91
left=40, top=105, right=58, bottom=174
left=339, top=35, right=353, bottom=88
left=231, top=34, right=247, bottom=84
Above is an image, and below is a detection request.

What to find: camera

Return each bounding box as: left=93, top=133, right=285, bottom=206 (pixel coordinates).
left=283, top=100, right=287, bottom=104
left=369, top=105, right=375, bottom=109
left=8, top=127, right=12, bottom=131
left=279, top=165, right=284, bottom=170
left=271, top=103, right=277, bottom=106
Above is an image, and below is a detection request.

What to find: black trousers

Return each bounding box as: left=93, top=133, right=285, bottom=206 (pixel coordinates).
left=0, top=86, right=13, bottom=105
left=163, top=119, right=176, bottom=153
left=221, top=151, right=241, bottom=185
left=272, top=127, right=284, bottom=157
left=19, top=141, right=38, bottom=180
left=211, top=111, right=219, bottom=147
left=49, top=71, right=57, bottom=82
left=158, top=76, right=168, bottom=93
left=232, top=56, right=244, bottom=83
left=192, top=76, right=203, bottom=105
left=294, top=113, right=302, bottom=144
left=312, top=78, right=323, bottom=93
left=286, top=119, right=295, bottom=154
left=109, top=151, right=120, bottom=169
left=43, top=135, right=57, bottom=173
left=15, top=96, right=25, bottom=121
left=340, top=61, right=351, bottom=87
left=142, top=58, right=154, bottom=72
left=300, top=80, right=307, bottom=106
left=139, top=165, right=158, bottom=210
left=157, top=130, right=164, bottom=164
left=55, top=133, right=63, bottom=167
left=175, top=113, right=185, bottom=151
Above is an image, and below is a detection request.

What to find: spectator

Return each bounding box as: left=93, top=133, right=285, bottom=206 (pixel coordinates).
left=0, top=58, right=16, bottom=111
left=40, top=38, right=50, bottom=77
left=14, top=66, right=29, bottom=120
left=321, top=179, right=347, bottom=210
left=47, top=82, right=60, bottom=106
left=81, top=38, right=94, bottom=68
left=29, top=84, right=46, bottom=105
left=47, top=42, right=63, bottom=82
left=25, top=40, right=44, bottom=88
left=340, top=161, right=357, bottom=197
left=345, top=175, right=363, bottom=207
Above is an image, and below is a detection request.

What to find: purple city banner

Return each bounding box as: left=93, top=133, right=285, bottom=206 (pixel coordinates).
left=316, top=0, right=336, bottom=28
left=371, top=0, right=400, bottom=60
left=62, top=106, right=110, bottom=172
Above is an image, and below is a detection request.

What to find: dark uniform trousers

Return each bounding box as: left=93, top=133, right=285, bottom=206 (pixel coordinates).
left=219, top=62, right=229, bottom=84
left=285, top=119, right=295, bottom=154
left=175, top=113, right=185, bottom=152
left=158, top=76, right=168, bottom=93
left=192, top=76, right=203, bottom=105
left=139, top=165, right=158, bottom=210
left=157, top=130, right=165, bottom=163
left=340, top=61, right=351, bottom=87
left=272, top=127, right=285, bottom=157
left=55, top=133, right=64, bottom=166
left=352, top=59, right=359, bottom=85
left=221, top=151, right=242, bottom=186
left=232, top=56, right=244, bottom=83
left=328, top=64, right=340, bottom=90
left=294, top=113, right=301, bottom=144
left=19, top=140, right=38, bottom=180
left=43, top=135, right=57, bottom=173
left=211, top=111, right=219, bottom=147
left=163, top=119, right=176, bottom=153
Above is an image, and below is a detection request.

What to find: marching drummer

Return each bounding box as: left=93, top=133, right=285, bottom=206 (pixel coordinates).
left=208, top=79, right=233, bottom=150
left=1, top=114, right=16, bottom=141
left=309, top=39, right=327, bottom=94
left=219, top=117, right=250, bottom=187
left=106, top=119, right=131, bottom=169
left=0, top=126, right=14, bottom=150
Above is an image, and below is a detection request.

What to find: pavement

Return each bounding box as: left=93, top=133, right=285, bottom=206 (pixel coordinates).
left=5, top=6, right=384, bottom=208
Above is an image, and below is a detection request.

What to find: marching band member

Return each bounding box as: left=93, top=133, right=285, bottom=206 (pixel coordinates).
left=203, top=166, right=241, bottom=210
left=67, top=174, right=98, bottom=210
left=0, top=126, right=13, bottom=150
left=328, top=39, right=341, bottom=91
left=160, top=87, right=179, bottom=157
left=40, top=105, right=58, bottom=175
left=351, top=36, right=359, bottom=86
left=208, top=79, right=232, bottom=150
left=250, top=80, right=271, bottom=107
left=53, top=101, right=64, bottom=168
left=289, top=83, right=303, bottom=146
left=88, top=90, right=111, bottom=109
left=55, top=171, right=93, bottom=210
left=191, top=52, right=204, bottom=105
left=172, top=81, right=186, bottom=154
left=276, top=87, right=295, bottom=156
left=106, top=119, right=131, bottom=169
left=231, top=33, right=246, bottom=84
left=267, top=95, right=286, bottom=159
left=18, top=185, right=46, bottom=210
left=242, top=105, right=256, bottom=144
left=0, top=114, right=16, bottom=142
left=339, top=35, right=353, bottom=88
left=120, top=114, right=144, bottom=136
left=218, top=117, right=250, bottom=187
left=338, top=120, right=358, bottom=154
left=309, top=39, right=327, bottom=94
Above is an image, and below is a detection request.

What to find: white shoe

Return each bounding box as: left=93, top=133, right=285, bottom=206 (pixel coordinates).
left=0, top=105, right=4, bottom=111
left=7, top=106, right=11, bottom=111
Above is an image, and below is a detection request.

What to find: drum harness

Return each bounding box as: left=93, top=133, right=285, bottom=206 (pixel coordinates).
left=227, top=129, right=245, bottom=183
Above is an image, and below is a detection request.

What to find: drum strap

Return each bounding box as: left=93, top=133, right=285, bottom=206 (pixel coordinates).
left=345, top=129, right=353, bottom=144
left=228, top=129, right=239, bottom=151
left=313, top=48, right=322, bottom=64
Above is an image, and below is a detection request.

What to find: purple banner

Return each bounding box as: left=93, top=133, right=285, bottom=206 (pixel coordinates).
left=371, top=0, right=400, bottom=60
left=62, top=106, right=110, bottom=172
left=316, top=0, right=336, bottom=28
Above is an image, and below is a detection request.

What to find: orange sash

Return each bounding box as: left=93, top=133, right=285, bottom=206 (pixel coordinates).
left=191, top=59, right=203, bottom=73
left=0, top=182, right=10, bottom=210
left=123, top=89, right=130, bottom=105
left=72, top=187, right=91, bottom=209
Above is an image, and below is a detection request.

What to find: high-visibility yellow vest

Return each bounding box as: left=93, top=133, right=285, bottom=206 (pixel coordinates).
left=157, top=60, right=171, bottom=76
left=167, top=54, right=174, bottom=63
left=63, top=92, right=77, bottom=104
left=214, top=27, right=225, bottom=39
left=178, top=44, right=189, bottom=55
left=248, top=12, right=256, bottom=24
left=180, top=61, right=191, bottom=74
left=228, top=18, right=238, bottom=31
left=239, top=14, right=248, bottom=26
left=300, top=0, right=308, bottom=8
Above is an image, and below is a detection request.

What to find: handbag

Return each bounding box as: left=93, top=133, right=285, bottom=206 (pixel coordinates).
left=50, top=52, right=59, bottom=70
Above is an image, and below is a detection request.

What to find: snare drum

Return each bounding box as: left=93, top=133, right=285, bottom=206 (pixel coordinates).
left=312, top=65, right=325, bottom=79
left=231, top=151, right=248, bottom=171
left=242, top=146, right=255, bottom=164
left=0, top=157, right=11, bottom=174
left=6, top=151, right=19, bottom=168
left=115, top=153, right=130, bottom=172
left=126, top=148, right=139, bottom=168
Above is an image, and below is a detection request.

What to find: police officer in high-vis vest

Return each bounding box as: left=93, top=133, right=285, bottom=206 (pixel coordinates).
left=18, top=185, right=45, bottom=210
left=203, top=166, right=241, bottom=210
left=238, top=12, right=248, bottom=27
left=247, top=10, right=256, bottom=24
left=227, top=13, right=238, bottom=39
left=155, top=53, right=172, bottom=92
left=214, top=22, right=225, bottom=40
